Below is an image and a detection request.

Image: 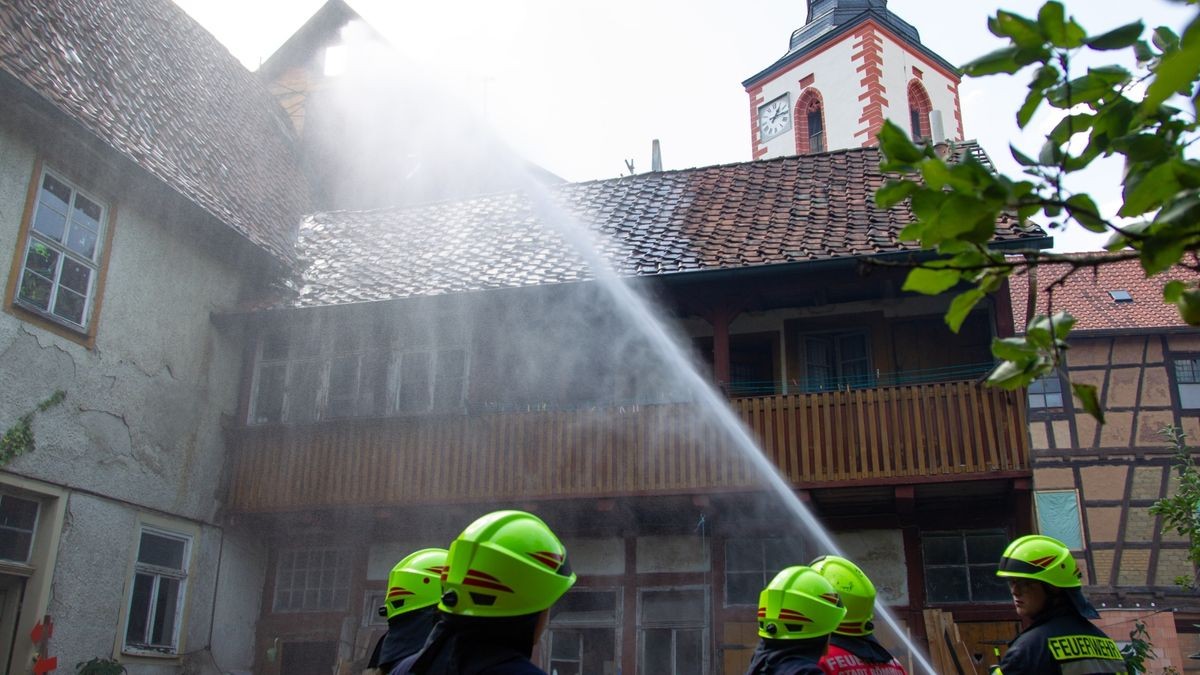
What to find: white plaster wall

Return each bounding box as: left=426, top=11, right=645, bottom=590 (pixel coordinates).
left=0, top=112, right=265, bottom=671
left=754, top=38, right=863, bottom=158
left=209, top=530, right=269, bottom=674
left=831, top=529, right=909, bottom=606
left=877, top=34, right=962, bottom=141
left=44, top=494, right=228, bottom=675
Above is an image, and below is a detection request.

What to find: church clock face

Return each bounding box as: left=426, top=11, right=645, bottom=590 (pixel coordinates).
left=758, top=93, right=792, bottom=141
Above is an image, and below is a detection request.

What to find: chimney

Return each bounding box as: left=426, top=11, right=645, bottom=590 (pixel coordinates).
left=651, top=139, right=663, bottom=172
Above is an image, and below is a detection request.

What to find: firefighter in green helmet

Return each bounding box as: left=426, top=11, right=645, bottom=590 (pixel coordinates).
left=391, top=510, right=576, bottom=675
left=810, top=555, right=907, bottom=675
left=991, top=534, right=1126, bottom=675
left=744, top=565, right=847, bottom=675
left=367, top=548, right=448, bottom=674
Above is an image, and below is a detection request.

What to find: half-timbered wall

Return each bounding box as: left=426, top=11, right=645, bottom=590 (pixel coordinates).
left=1028, top=331, right=1200, bottom=673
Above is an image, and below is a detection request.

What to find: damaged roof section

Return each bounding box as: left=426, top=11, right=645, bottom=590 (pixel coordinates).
left=0, top=0, right=311, bottom=266
left=296, top=146, right=1046, bottom=307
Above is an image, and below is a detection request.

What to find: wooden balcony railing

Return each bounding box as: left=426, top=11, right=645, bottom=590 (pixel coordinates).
left=227, top=380, right=1029, bottom=513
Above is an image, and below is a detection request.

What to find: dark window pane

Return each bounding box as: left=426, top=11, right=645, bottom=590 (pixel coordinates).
left=398, top=352, right=432, bottom=412
left=725, top=540, right=763, bottom=572
left=33, top=203, right=67, bottom=243
left=138, top=532, right=186, bottom=569
left=966, top=533, right=1008, bottom=564
left=764, top=539, right=805, bottom=571
left=0, top=495, right=39, bottom=530
left=642, top=628, right=673, bottom=674
left=40, top=174, right=71, bottom=213
left=970, top=566, right=1010, bottom=602
left=125, top=573, right=154, bottom=644
left=24, top=243, right=57, bottom=278
left=254, top=364, right=286, bottom=424
left=0, top=530, right=33, bottom=561
left=726, top=572, right=761, bottom=606
left=59, top=258, right=91, bottom=294
left=675, top=629, right=703, bottom=673
left=261, top=330, right=290, bottom=360
left=150, top=576, right=180, bottom=646
left=65, top=222, right=98, bottom=259
left=326, top=355, right=360, bottom=418
left=52, top=286, right=86, bottom=325
left=287, top=362, right=322, bottom=422
left=552, top=630, right=580, bottom=660
left=19, top=272, right=53, bottom=311
left=925, top=567, right=968, bottom=603
left=922, top=535, right=965, bottom=565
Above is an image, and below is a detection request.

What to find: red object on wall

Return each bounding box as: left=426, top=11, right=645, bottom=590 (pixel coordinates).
left=33, top=656, right=58, bottom=674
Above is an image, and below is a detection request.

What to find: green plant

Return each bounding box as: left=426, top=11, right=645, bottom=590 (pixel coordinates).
left=75, top=657, right=126, bottom=675
left=1120, top=620, right=1156, bottom=674
left=1149, top=426, right=1200, bottom=589
left=0, top=390, right=66, bottom=466
left=874, top=1, right=1200, bottom=421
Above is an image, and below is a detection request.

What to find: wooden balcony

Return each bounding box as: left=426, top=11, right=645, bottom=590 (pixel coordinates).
left=226, top=380, right=1029, bottom=513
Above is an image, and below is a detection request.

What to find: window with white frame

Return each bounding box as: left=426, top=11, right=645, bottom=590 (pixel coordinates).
left=13, top=169, right=107, bottom=331
left=1176, top=357, right=1200, bottom=409
left=0, top=494, right=39, bottom=563
left=546, top=589, right=621, bottom=675
left=273, top=547, right=352, bottom=612
left=639, top=588, right=708, bottom=675
left=921, top=530, right=1009, bottom=604
left=124, top=527, right=191, bottom=654
left=724, top=537, right=807, bottom=606
left=249, top=319, right=468, bottom=425
left=1027, top=374, right=1064, bottom=409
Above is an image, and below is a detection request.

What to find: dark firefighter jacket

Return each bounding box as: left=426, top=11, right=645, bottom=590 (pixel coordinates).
left=390, top=612, right=545, bottom=675
left=744, top=637, right=828, bottom=675
left=992, top=605, right=1126, bottom=675
left=368, top=606, right=438, bottom=674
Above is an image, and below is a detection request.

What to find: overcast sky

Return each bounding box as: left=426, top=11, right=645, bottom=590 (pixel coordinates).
left=173, top=0, right=1196, bottom=251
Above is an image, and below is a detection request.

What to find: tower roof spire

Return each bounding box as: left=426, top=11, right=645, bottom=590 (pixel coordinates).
left=792, top=0, right=917, bottom=52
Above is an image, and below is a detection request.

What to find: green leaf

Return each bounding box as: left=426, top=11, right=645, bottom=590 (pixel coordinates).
left=1144, top=42, right=1200, bottom=112
left=1072, top=382, right=1106, bottom=424
left=962, top=46, right=1024, bottom=76
left=1134, top=39, right=1155, bottom=63
left=877, top=121, right=925, bottom=164
left=992, top=337, right=1039, bottom=361
left=946, top=288, right=986, bottom=333
left=1038, top=2, right=1068, bottom=44
left=1086, top=21, right=1144, bottom=50
left=1065, top=194, right=1107, bottom=232
left=1164, top=280, right=1186, bottom=303
left=1176, top=289, right=1200, bottom=326
left=903, top=267, right=963, bottom=295
left=992, top=11, right=1046, bottom=48
left=1121, top=162, right=1181, bottom=216
left=1152, top=26, right=1180, bottom=52
left=875, top=180, right=918, bottom=208
left=1111, top=134, right=1169, bottom=162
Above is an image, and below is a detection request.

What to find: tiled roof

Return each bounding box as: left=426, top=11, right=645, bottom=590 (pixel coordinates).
left=0, top=0, right=310, bottom=266
left=1007, top=254, right=1197, bottom=333
left=296, top=147, right=1046, bottom=307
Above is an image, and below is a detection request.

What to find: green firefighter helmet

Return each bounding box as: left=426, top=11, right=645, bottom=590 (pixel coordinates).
left=438, top=510, right=576, bottom=618
left=380, top=548, right=449, bottom=620
left=995, top=535, right=1081, bottom=589
left=810, top=555, right=876, bottom=636
left=757, top=565, right=846, bottom=640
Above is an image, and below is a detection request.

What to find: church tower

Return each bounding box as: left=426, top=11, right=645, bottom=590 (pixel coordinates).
left=743, top=0, right=962, bottom=159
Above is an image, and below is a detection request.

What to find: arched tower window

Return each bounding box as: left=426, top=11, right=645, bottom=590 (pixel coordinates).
left=794, top=89, right=826, bottom=155
left=907, top=80, right=933, bottom=143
